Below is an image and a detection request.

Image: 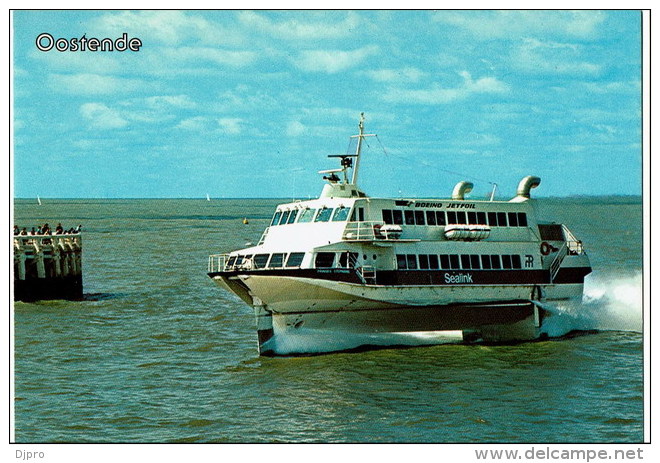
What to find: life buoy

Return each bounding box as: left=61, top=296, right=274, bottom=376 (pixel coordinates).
left=373, top=223, right=384, bottom=239
left=540, top=242, right=552, bottom=256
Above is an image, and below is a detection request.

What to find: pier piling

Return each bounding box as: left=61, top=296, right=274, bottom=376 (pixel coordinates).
left=13, top=233, right=83, bottom=301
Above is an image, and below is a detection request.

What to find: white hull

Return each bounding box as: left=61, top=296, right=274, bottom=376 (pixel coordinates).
left=212, top=274, right=584, bottom=355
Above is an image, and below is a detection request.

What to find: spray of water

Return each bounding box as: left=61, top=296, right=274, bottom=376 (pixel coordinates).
left=540, top=272, right=643, bottom=337
left=265, top=328, right=464, bottom=356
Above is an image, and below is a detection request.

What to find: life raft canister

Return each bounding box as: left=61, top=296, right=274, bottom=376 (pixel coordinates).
left=373, top=223, right=384, bottom=238
left=540, top=241, right=552, bottom=256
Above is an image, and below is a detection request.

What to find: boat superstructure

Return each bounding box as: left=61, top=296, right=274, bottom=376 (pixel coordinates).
left=208, top=114, right=592, bottom=355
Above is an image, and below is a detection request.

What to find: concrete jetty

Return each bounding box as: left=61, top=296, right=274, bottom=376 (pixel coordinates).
left=13, top=232, right=83, bottom=301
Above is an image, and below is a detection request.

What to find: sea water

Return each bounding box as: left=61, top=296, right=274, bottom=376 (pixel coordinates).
left=12, top=197, right=644, bottom=443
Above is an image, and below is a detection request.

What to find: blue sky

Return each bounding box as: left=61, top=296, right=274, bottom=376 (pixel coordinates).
left=12, top=10, right=642, bottom=199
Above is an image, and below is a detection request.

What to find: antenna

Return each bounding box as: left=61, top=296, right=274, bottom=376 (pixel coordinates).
left=489, top=183, right=498, bottom=201
left=321, top=113, right=376, bottom=187
left=349, top=112, right=376, bottom=185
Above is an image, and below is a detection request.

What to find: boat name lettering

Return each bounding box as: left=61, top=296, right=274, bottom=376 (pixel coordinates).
left=444, top=272, right=474, bottom=284
left=445, top=203, right=476, bottom=209
left=415, top=202, right=443, bottom=208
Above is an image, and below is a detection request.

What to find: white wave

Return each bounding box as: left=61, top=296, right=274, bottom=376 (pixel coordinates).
left=265, top=328, right=464, bottom=355
left=541, top=272, right=643, bottom=337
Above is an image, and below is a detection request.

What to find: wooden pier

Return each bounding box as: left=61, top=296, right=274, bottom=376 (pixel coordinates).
left=13, top=233, right=83, bottom=301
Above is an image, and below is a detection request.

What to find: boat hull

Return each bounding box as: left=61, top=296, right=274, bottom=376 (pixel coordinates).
left=209, top=271, right=585, bottom=355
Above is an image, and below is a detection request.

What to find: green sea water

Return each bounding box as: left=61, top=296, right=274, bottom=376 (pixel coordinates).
left=12, top=197, right=644, bottom=443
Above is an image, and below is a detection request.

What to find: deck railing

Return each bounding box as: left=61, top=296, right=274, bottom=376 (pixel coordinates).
left=562, top=225, right=585, bottom=255
left=14, top=233, right=82, bottom=251
left=208, top=254, right=230, bottom=273
left=342, top=221, right=402, bottom=241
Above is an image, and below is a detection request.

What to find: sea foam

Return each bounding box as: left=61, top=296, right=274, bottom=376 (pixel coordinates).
left=540, top=272, right=643, bottom=337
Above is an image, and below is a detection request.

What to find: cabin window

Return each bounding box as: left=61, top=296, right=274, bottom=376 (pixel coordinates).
left=315, top=207, right=334, bottom=222
left=227, top=256, right=237, bottom=267
left=447, top=211, right=456, bottom=224
left=253, top=254, right=270, bottom=269
left=436, top=211, right=446, bottom=226
left=298, top=208, right=316, bottom=223
left=392, top=210, right=404, bottom=225
left=426, top=211, right=436, bottom=226
left=286, top=252, right=305, bottom=267
left=449, top=254, right=460, bottom=269
left=268, top=253, right=285, bottom=268
left=234, top=256, right=244, bottom=267
left=508, top=212, right=519, bottom=227
left=477, top=212, right=487, bottom=225
left=490, top=255, right=501, bottom=270
left=287, top=209, right=299, bottom=224
left=338, top=252, right=359, bottom=268
left=350, top=206, right=365, bottom=222
left=488, top=212, right=497, bottom=226
left=470, top=255, right=481, bottom=269
left=332, top=207, right=350, bottom=221
left=460, top=254, right=471, bottom=269
left=539, top=224, right=564, bottom=241
left=481, top=255, right=492, bottom=270
left=382, top=209, right=393, bottom=224
left=271, top=211, right=282, bottom=226
left=511, top=255, right=522, bottom=269
left=315, top=252, right=335, bottom=268
left=415, top=210, right=425, bottom=225
left=428, top=254, right=439, bottom=270
left=468, top=212, right=477, bottom=224
left=279, top=211, right=291, bottom=225
left=502, top=254, right=512, bottom=269
left=517, top=213, right=528, bottom=227
left=497, top=212, right=508, bottom=227
left=406, top=254, right=418, bottom=270
left=404, top=210, right=415, bottom=225
left=440, top=254, right=451, bottom=269
left=419, top=254, right=430, bottom=269
left=396, top=254, right=408, bottom=269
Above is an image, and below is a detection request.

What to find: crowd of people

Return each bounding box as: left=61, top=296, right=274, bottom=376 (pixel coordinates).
left=14, top=223, right=82, bottom=236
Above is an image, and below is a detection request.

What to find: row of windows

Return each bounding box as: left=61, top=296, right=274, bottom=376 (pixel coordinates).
left=396, top=253, right=523, bottom=270
left=270, top=206, right=351, bottom=226
left=382, top=209, right=528, bottom=228
left=227, top=252, right=306, bottom=269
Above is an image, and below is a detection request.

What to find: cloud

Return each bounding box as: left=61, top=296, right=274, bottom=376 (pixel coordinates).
left=218, top=117, right=243, bottom=135
left=363, top=67, right=424, bottom=83
left=163, top=46, right=257, bottom=68
left=214, top=86, right=280, bottom=112
left=92, top=10, right=226, bottom=45
left=48, top=73, right=147, bottom=95
left=286, top=120, right=305, bottom=137
left=511, top=38, right=602, bottom=75
left=238, top=11, right=359, bottom=40
left=433, top=10, right=606, bottom=40
left=294, top=46, right=379, bottom=73
left=176, top=116, right=209, bottom=131
left=141, top=95, right=197, bottom=110
left=383, top=71, right=508, bottom=105
left=80, top=103, right=128, bottom=129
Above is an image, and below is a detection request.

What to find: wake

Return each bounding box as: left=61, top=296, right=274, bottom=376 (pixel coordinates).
left=540, top=272, right=643, bottom=337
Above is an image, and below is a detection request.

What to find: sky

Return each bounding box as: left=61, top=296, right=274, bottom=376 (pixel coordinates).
left=11, top=10, right=643, bottom=199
